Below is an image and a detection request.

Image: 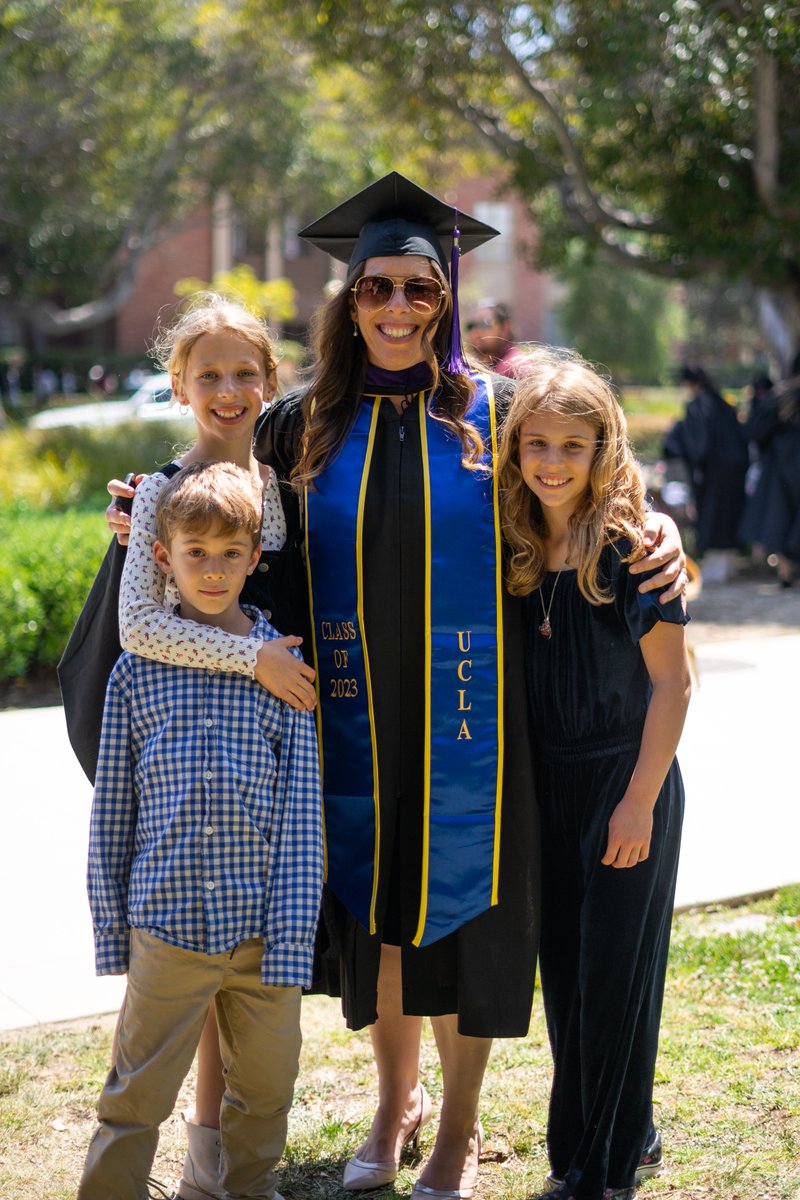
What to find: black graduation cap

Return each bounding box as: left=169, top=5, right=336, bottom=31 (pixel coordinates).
left=299, top=172, right=500, bottom=374
left=298, top=172, right=498, bottom=273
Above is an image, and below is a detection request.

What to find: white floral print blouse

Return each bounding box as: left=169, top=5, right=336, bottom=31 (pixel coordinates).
left=118, top=463, right=286, bottom=676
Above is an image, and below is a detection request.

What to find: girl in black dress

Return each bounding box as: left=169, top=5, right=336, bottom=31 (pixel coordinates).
left=498, top=349, right=692, bottom=1200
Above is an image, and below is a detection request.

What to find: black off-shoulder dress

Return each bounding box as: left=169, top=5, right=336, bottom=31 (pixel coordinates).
left=526, top=543, right=687, bottom=1197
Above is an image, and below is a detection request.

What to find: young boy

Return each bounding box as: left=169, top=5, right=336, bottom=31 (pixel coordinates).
left=78, top=461, right=322, bottom=1200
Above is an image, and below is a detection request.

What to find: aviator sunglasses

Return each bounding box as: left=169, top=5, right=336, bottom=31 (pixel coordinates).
left=351, top=274, right=445, bottom=315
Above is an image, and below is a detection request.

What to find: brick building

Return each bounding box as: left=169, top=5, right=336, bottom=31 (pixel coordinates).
left=115, top=177, right=559, bottom=361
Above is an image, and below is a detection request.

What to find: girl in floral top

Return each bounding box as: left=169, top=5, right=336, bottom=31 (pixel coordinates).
left=114, top=293, right=315, bottom=710
left=107, top=293, right=316, bottom=1200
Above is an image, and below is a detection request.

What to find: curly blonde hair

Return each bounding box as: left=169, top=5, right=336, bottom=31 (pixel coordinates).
left=150, top=291, right=278, bottom=385
left=498, top=347, right=647, bottom=602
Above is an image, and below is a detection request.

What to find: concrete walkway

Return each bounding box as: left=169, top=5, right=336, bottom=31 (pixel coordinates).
left=1, top=632, right=798, bottom=1033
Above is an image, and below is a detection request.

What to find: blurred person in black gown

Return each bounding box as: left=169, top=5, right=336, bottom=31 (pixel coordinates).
left=738, top=362, right=800, bottom=587
left=739, top=374, right=782, bottom=566
left=664, top=366, right=748, bottom=581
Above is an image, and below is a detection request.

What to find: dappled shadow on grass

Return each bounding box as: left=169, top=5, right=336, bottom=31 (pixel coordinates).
left=280, top=1155, right=395, bottom=1199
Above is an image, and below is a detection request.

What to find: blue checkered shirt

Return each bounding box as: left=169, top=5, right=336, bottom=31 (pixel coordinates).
left=88, top=609, right=322, bottom=988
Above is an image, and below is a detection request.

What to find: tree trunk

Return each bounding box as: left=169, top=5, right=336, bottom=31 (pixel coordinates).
left=757, top=288, right=800, bottom=377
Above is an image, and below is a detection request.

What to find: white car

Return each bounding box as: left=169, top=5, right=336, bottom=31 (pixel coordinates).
left=29, top=373, right=193, bottom=430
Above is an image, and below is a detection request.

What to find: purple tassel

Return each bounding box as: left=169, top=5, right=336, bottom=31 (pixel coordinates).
left=442, top=215, right=469, bottom=377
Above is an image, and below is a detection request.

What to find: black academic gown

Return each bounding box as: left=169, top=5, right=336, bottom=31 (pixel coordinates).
left=664, top=388, right=748, bottom=554
left=738, top=392, right=794, bottom=554
left=256, top=384, right=540, bottom=1037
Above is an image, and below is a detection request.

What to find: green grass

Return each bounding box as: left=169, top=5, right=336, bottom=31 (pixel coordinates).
left=1, top=887, right=798, bottom=1198
left=620, top=387, right=684, bottom=463
left=620, top=385, right=685, bottom=417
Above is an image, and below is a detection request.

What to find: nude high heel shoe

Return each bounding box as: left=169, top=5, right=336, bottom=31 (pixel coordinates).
left=342, top=1084, right=432, bottom=1191
left=409, top=1123, right=483, bottom=1200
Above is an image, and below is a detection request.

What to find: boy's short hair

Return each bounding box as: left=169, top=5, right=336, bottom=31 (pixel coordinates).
left=155, top=461, right=263, bottom=550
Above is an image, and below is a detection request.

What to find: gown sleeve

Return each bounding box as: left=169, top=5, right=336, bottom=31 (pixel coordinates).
left=609, top=540, right=690, bottom=645
left=255, top=390, right=306, bottom=480
left=118, top=467, right=286, bottom=675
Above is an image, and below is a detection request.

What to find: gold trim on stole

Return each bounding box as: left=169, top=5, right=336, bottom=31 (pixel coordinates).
left=355, top=401, right=383, bottom=935
left=413, top=395, right=434, bottom=947
left=412, top=377, right=504, bottom=946
left=304, top=399, right=382, bottom=922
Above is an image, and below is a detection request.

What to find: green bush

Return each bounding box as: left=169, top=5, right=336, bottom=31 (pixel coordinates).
left=0, top=563, right=44, bottom=679
left=0, top=420, right=192, bottom=681
left=0, top=421, right=191, bottom=510
left=0, top=504, right=110, bottom=680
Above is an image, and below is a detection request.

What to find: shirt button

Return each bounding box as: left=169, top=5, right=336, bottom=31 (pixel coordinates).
left=205, top=718, right=213, bottom=727
left=205, top=825, right=214, bottom=836
left=205, top=880, right=215, bottom=891
left=204, top=771, right=212, bottom=781
left=257, top=562, right=270, bottom=573
left=206, top=669, right=216, bottom=677
left=263, top=609, right=272, bottom=620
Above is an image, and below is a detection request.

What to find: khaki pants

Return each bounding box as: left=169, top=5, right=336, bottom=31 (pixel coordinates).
left=78, top=930, right=302, bottom=1200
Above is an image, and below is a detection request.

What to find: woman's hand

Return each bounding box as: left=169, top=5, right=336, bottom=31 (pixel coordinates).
left=255, top=638, right=317, bottom=710
left=629, top=511, right=687, bottom=602
left=106, top=476, right=139, bottom=545
left=602, top=795, right=653, bottom=868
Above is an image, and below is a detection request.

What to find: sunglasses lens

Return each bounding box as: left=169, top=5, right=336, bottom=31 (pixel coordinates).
left=353, top=275, right=444, bottom=313
left=404, top=278, right=444, bottom=312
left=354, top=276, right=394, bottom=309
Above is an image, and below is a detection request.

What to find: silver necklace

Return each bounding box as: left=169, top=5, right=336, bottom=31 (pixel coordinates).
left=537, top=570, right=563, bottom=638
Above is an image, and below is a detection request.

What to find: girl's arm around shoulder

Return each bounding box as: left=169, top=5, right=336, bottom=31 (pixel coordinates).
left=119, top=471, right=315, bottom=709
left=602, top=619, right=692, bottom=869
left=118, top=471, right=173, bottom=653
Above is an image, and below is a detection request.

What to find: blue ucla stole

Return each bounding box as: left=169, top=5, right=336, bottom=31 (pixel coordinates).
left=304, top=375, right=504, bottom=947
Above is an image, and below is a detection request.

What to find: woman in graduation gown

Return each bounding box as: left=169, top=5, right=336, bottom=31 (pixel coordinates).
left=254, top=174, right=686, bottom=1199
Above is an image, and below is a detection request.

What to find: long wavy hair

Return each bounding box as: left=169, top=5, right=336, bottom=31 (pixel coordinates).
left=498, top=347, right=647, bottom=603
left=290, top=259, right=482, bottom=488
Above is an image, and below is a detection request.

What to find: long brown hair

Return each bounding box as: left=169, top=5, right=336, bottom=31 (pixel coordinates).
left=498, top=347, right=647, bottom=603
left=291, top=260, right=482, bottom=488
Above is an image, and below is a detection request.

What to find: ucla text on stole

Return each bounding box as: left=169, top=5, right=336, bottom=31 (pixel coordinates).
left=321, top=621, right=476, bottom=740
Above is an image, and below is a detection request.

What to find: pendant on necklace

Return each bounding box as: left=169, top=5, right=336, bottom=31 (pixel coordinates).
left=537, top=567, right=563, bottom=639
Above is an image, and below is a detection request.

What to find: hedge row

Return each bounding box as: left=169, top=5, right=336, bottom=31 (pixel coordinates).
left=0, top=421, right=191, bottom=510
left=0, top=420, right=197, bottom=681
left=0, top=504, right=110, bottom=681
